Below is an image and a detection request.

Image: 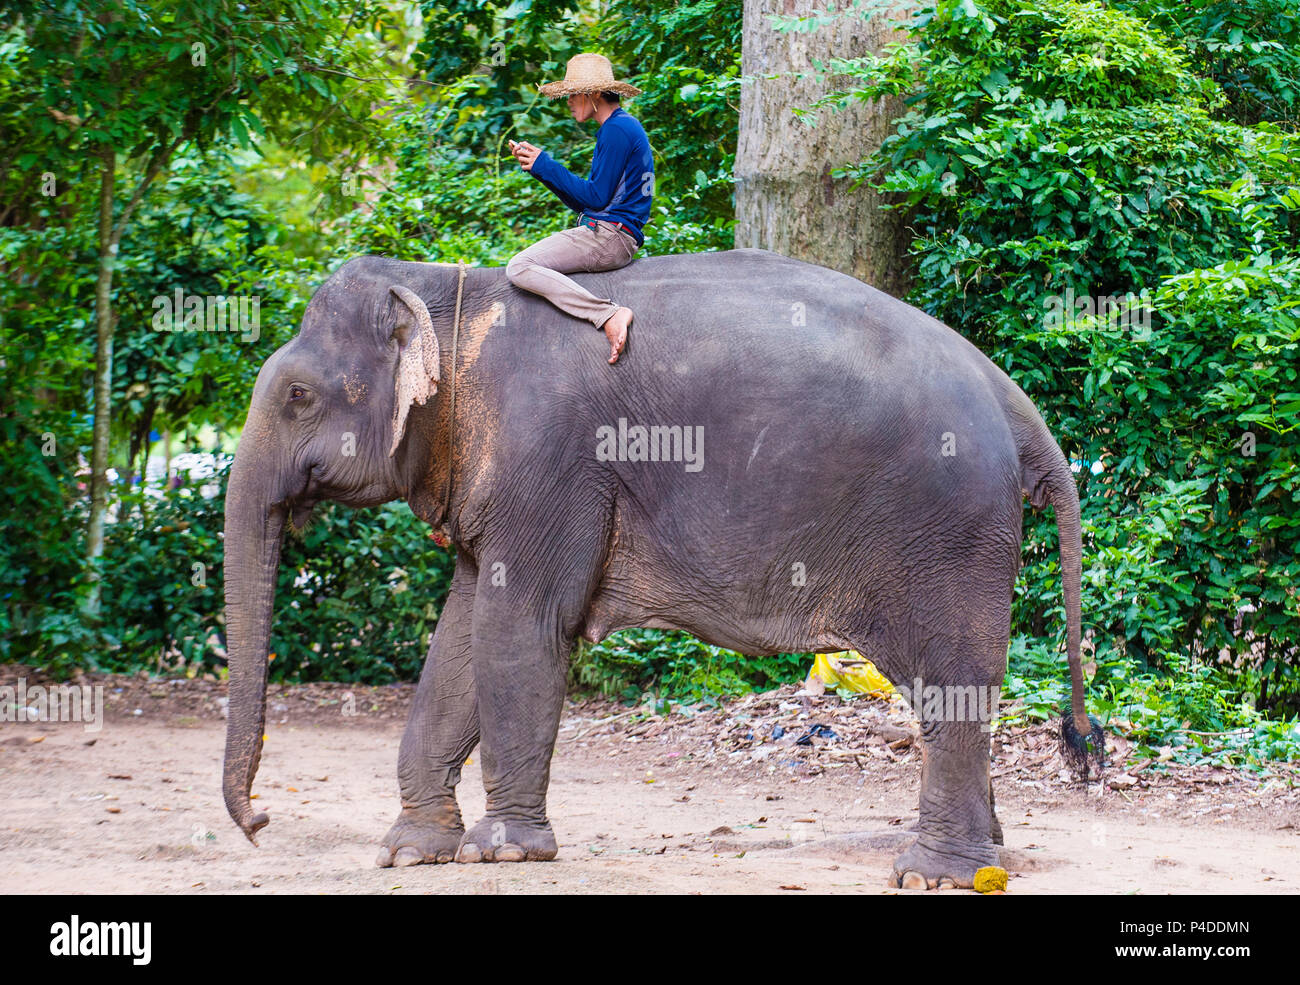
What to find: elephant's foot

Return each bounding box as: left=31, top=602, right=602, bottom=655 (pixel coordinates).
left=375, top=802, right=465, bottom=867
left=891, top=837, right=1000, bottom=890
left=455, top=815, right=557, bottom=863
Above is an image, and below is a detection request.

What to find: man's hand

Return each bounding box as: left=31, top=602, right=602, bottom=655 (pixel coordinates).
left=509, top=139, right=542, bottom=171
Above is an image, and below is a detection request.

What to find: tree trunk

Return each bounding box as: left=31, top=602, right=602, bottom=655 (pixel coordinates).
left=82, top=131, right=183, bottom=620
left=735, top=0, right=914, bottom=298
left=84, top=146, right=117, bottom=618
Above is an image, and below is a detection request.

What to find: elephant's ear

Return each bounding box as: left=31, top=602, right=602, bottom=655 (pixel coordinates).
left=388, top=285, right=440, bottom=457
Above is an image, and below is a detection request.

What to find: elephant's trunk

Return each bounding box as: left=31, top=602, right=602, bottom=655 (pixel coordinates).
left=221, top=441, right=286, bottom=845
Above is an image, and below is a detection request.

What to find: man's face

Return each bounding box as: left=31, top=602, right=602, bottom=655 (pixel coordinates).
left=566, top=92, right=598, bottom=123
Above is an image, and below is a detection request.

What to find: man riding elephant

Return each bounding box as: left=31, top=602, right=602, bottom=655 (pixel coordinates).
left=506, top=53, right=653, bottom=365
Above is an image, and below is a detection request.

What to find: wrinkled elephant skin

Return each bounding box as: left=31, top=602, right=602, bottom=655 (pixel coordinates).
left=221, top=250, right=1092, bottom=889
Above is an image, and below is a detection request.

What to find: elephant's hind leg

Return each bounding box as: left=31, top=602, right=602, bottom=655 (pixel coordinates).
left=377, top=556, right=480, bottom=867
left=891, top=716, right=1001, bottom=889
left=889, top=632, right=1007, bottom=889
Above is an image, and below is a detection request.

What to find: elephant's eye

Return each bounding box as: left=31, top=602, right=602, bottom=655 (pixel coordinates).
left=289, top=385, right=306, bottom=402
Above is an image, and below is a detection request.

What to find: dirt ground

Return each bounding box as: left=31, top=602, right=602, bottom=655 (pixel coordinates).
left=2, top=667, right=1298, bottom=894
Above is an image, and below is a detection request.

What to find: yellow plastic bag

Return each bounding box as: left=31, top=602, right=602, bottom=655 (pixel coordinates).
left=808, top=651, right=893, bottom=696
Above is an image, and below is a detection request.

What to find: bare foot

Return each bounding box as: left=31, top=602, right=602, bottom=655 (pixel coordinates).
left=602, top=306, right=632, bottom=364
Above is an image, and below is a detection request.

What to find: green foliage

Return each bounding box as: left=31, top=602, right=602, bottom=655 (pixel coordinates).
left=272, top=497, right=456, bottom=684
left=115, top=154, right=314, bottom=466
left=819, top=0, right=1300, bottom=719
left=0, top=143, right=313, bottom=665
left=2, top=0, right=398, bottom=218
left=415, top=0, right=585, bottom=150
left=1112, top=0, right=1300, bottom=127
left=1, top=0, right=407, bottom=666
left=92, top=460, right=455, bottom=683
left=96, top=470, right=228, bottom=674
left=337, top=89, right=570, bottom=265
left=1003, top=636, right=1300, bottom=768
left=0, top=208, right=98, bottom=669
left=569, top=628, right=808, bottom=710
left=5, top=0, right=1296, bottom=766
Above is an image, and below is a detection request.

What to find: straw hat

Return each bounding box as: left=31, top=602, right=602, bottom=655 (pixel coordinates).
left=538, top=53, right=642, bottom=99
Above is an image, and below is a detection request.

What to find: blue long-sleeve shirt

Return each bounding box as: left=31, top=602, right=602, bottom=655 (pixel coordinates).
left=529, top=107, right=654, bottom=247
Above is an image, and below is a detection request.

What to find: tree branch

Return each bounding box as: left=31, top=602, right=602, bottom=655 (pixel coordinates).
left=110, top=129, right=190, bottom=245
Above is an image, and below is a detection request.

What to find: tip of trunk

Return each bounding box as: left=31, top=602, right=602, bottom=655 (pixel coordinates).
left=224, top=774, right=271, bottom=845
left=242, top=812, right=271, bottom=845
left=223, top=726, right=271, bottom=845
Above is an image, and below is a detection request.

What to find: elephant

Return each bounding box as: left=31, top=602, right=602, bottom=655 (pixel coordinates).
left=221, top=248, right=1101, bottom=889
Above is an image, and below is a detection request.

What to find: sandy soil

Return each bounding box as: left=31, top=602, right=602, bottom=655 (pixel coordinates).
left=2, top=671, right=1298, bottom=894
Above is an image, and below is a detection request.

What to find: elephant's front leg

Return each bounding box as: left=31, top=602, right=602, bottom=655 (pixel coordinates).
left=377, top=556, right=479, bottom=867
left=454, top=559, right=581, bottom=863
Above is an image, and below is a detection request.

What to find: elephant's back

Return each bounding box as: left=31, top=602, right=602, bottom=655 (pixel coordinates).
left=561, top=250, right=1021, bottom=494
left=582, top=248, right=978, bottom=372
left=489, top=249, right=1028, bottom=516
left=575, top=248, right=1012, bottom=420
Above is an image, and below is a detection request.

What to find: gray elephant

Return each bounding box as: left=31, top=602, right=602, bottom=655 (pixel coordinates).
left=221, top=249, right=1099, bottom=889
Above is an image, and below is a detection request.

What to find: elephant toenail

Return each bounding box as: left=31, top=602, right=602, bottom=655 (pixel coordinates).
left=900, top=871, right=928, bottom=890
left=393, top=846, right=424, bottom=867
left=435, top=850, right=455, bottom=863
left=376, top=849, right=394, bottom=869
left=456, top=842, right=483, bottom=863
left=495, top=844, right=526, bottom=862
left=937, top=877, right=958, bottom=890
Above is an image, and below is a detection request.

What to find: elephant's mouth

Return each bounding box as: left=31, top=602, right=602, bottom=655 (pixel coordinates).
left=285, top=468, right=320, bottom=532
left=283, top=467, right=393, bottom=525
left=289, top=498, right=317, bottom=533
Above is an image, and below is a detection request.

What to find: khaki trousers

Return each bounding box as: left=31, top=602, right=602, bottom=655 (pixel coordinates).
left=505, top=221, right=640, bottom=328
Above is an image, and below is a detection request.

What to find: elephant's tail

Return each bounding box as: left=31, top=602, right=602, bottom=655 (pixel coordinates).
left=1012, top=395, right=1104, bottom=780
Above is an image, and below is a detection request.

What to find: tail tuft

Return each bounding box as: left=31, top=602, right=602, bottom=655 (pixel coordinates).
left=1059, top=713, right=1106, bottom=781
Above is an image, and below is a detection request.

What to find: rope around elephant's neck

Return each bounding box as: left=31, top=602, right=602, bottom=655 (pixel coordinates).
left=441, top=260, right=467, bottom=531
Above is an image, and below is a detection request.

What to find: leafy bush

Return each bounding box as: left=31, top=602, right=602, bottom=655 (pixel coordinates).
left=92, top=461, right=455, bottom=684
left=0, top=214, right=99, bottom=672
left=1003, top=636, right=1300, bottom=768
left=821, top=0, right=1300, bottom=713
left=1112, top=0, right=1300, bottom=127
left=335, top=96, right=571, bottom=266
left=272, top=494, right=456, bottom=683
left=570, top=628, right=808, bottom=710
